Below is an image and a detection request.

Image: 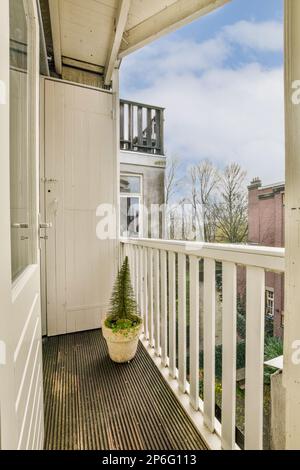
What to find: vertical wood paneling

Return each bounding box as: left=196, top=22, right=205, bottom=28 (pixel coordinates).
left=178, top=253, right=187, bottom=393
left=189, top=255, right=199, bottom=410
left=160, top=250, right=168, bottom=367
left=45, top=79, right=116, bottom=335
left=168, top=251, right=176, bottom=378
left=153, top=249, right=160, bottom=356
left=147, top=248, right=154, bottom=347
left=203, top=258, right=216, bottom=432
left=221, top=261, right=237, bottom=450
left=245, top=266, right=265, bottom=450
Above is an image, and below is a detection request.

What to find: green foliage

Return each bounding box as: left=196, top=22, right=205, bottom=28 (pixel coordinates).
left=264, top=336, right=283, bottom=384
left=265, top=315, right=274, bottom=338
left=264, top=336, right=283, bottom=360
left=200, top=341, right=246, bottom=381
left=105, top=256, right=141, bottom=331
left=237, top=295, right=246, bottom=340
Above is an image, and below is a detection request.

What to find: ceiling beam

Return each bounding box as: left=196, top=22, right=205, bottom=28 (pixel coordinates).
left=48, top=0, right=62, bottom=75
left=119, top=0, right=230, bottom=59
left=104, top=0, right=131, bottom=85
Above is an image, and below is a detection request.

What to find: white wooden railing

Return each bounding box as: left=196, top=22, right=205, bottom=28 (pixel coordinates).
left=120, top=238, right=285, bottom=450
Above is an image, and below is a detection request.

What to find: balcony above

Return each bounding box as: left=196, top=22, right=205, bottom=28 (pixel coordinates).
left=120, top=100, right=165, bottom=156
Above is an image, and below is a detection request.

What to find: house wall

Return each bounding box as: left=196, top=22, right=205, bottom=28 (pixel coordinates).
left=120, top=155, right=166, bottom=238
left=247, top=180, right=285, bottom=338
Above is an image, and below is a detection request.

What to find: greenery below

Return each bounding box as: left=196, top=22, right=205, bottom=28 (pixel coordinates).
left=105, top=256, right=141, bottom=332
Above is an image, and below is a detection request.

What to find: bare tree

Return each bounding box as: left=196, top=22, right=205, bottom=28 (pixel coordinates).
left=187, top=160, right=220, bottom=241
left=165, top=156, right=181, bottom=206
left=164, top=156, right=182, bottom=239
left=214, top=163, right=248, bottom=243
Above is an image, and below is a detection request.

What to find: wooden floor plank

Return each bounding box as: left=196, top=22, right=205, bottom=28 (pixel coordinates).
left=43, top=330, right=207, bottom=450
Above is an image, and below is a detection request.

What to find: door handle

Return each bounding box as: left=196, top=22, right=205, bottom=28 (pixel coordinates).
left=39, top=222, right=52, bottom=229
left=12, top=223, right=29, bottom=229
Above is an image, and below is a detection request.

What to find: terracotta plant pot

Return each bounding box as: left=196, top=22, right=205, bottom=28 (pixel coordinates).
left=102, top=319, right=143, bottom=363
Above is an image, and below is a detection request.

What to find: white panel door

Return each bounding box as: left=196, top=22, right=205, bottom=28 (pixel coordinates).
left=0, top=0, right=44, bottom=450
left=43, top=79, right=117, bottom=336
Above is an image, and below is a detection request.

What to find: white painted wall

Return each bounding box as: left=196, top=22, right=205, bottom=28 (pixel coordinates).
left=42, top=78, right=118, bottom=336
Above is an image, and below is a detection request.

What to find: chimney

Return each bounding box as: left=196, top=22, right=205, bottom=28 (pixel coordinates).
left=248, top=177, right=262, bottom=190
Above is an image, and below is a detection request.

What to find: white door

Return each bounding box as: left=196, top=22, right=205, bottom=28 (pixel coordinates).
left=0, top=0, right=44, bottom=449
left=43, top=78, right=118, bottom=336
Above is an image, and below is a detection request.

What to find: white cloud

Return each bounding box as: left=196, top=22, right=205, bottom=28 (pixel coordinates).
left=120, top=20, right=284, bottom=186
left=223, top=20, right=283, bottom=52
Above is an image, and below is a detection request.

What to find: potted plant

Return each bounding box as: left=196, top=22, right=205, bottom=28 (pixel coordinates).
left=102, top=256, right=143, bottom=363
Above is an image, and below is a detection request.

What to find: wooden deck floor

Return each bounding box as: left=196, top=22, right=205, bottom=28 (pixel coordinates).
left=43, top=330, right=207, bottom=450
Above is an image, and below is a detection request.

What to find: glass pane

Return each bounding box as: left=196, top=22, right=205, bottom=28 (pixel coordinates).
left=9, top=0, right=34, bottom=281
left=120, top=175, right=141, bottom=194
left=120, top=197, right=140, bottom=237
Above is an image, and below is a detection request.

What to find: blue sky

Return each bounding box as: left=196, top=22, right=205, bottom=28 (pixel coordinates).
left=120, top=0, right=284, bottom=186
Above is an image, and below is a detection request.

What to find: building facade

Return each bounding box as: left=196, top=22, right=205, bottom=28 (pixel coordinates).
left=119, top=99, right=166, bottom=239
left=248, top=178, right=285, bottom=338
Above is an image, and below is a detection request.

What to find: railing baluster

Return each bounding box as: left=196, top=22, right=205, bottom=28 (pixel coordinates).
left=139, top=246, right=143, bottom=316
left=120, top=101, right=124, bottom=143
left=178, top=253, right=187, bottom=393
left=138, top=106, right=143, bottom=147
left=135, top=245, right=139, bottom=306
left=155, top=109, right=161, bottom=152
left=245, top=266, right=265, bottom=450
left=128, top=103, right=133, bottom=151
left=221, top=261, right=237, bottom=450
left=203, top=258, right=216, bottom=432
left=153, top=249, right=160, bottom=356
left=148, top=248, right=154, bottom=347
left=143, top=247, right=148, bottom=340
left=168, top=251, right=176, bottom=378
left=147, top=108, right=152, bottom=150
left=189, top=255, right=200, bottom=410
left=160, top=250, right=168, bottom=367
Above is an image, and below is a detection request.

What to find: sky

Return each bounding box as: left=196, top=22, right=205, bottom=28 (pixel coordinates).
left=120, top=0, right=284, bottom=186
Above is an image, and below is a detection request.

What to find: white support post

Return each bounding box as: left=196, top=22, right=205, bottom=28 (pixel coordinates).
left=168, top=251, right=176, bottom=378
left=189, top=255, right=199, bottom=410
left=160, top=250, right=168, bottom=367
left=283, top=0, right=300, bottom=449
left=203, top=258, right=216, bottom=432
left=245, top=266, right=265, bottom=450
left=153, top=249, right=160, bottom=356
left=221, top=261, right=237, bottom=450
left=178, top=253, right=187, bottom=393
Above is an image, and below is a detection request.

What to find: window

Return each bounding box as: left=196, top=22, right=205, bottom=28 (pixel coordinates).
left=120, top=175, right=142, bottom=237
left=9, top=0, right=36, bottom=281
left=265, top=289, right=275, bottom=318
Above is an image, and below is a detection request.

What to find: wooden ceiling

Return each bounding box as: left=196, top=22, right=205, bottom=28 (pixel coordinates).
left=47, top=0, right=230, bottom=84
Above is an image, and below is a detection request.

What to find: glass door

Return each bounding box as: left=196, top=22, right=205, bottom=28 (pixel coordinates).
left=9, top=0, right=36, bottom=281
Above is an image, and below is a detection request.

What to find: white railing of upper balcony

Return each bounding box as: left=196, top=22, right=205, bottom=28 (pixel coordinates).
left=120, top=238, right=285, bottom=451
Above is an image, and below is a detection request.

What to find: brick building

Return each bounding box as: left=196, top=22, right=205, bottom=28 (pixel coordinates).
left=248, top=178, right=285, bottom=338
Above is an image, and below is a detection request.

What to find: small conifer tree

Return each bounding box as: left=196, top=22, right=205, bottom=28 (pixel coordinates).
left=106, top=256, right=141, bottom=329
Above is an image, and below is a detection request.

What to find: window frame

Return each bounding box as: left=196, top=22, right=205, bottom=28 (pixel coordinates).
left=120, top=173, right=143, bottom=238
left=265, top=287, right=275, bottom=318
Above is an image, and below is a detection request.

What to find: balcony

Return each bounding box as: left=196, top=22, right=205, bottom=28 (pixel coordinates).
left=120, top=100, right=165, bottom=156
left=121, top=238, right=285, bottom=450
left=43, top=238, right=284, bottom=450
